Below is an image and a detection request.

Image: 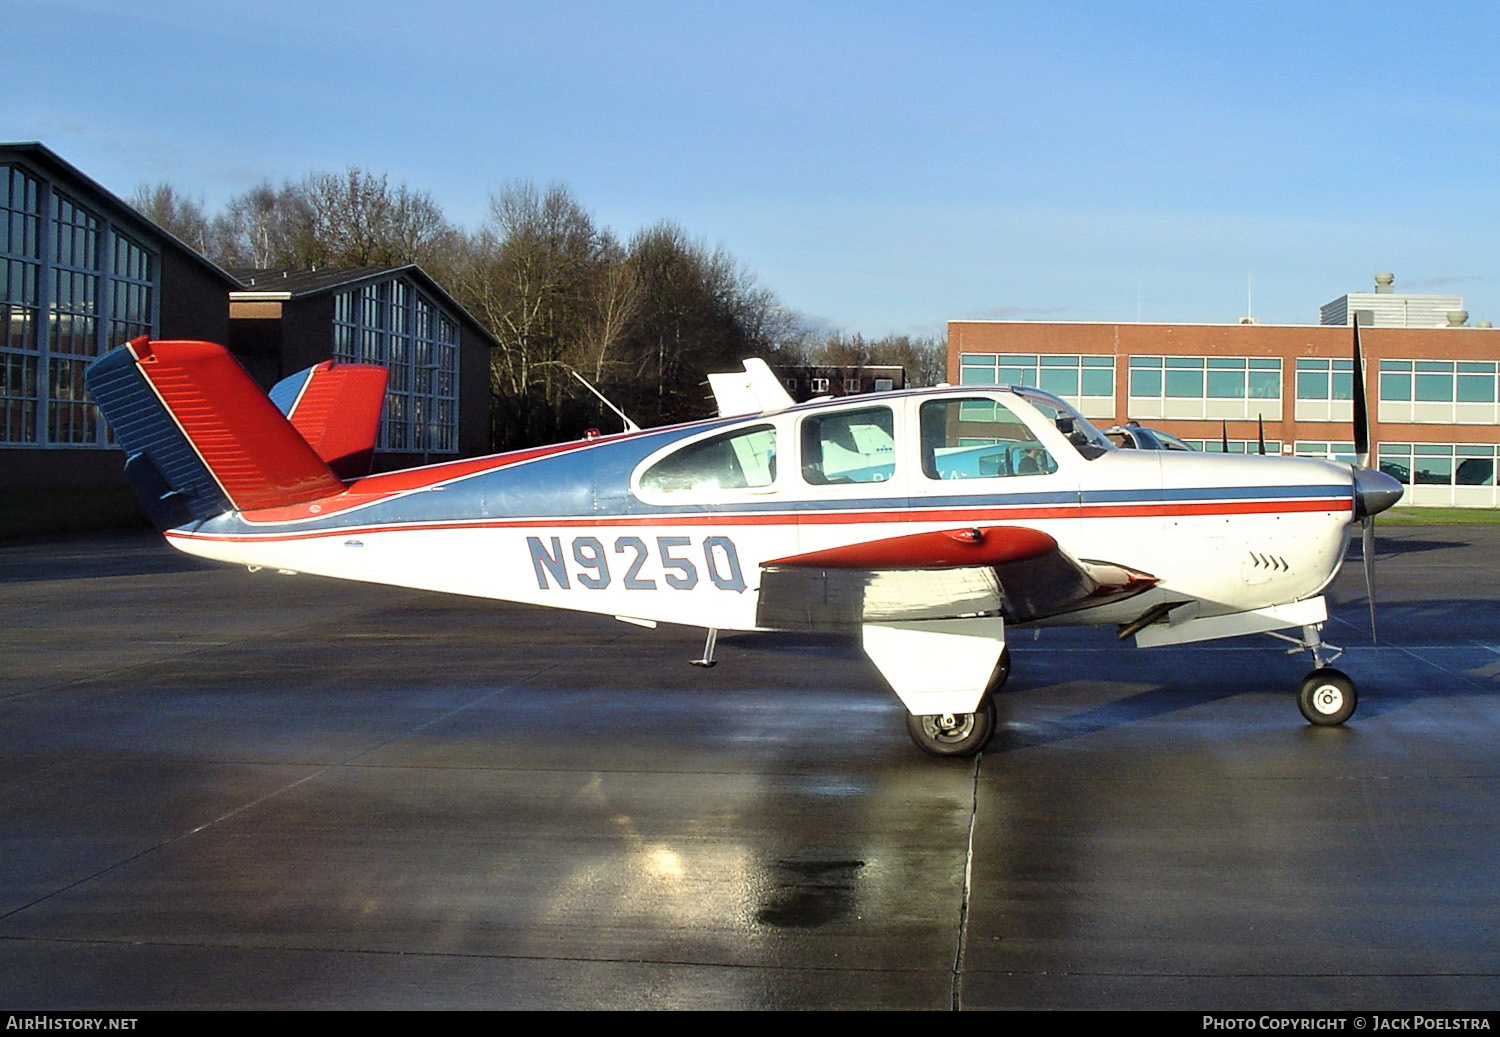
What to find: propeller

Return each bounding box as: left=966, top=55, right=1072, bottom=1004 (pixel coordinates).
left=1348, top=316, right=1404, bottom=642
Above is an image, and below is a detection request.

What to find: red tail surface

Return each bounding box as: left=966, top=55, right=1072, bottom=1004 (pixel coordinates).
left=273, top=361, right=388, bottom=479
left=126, top=339, right=346, bottom=511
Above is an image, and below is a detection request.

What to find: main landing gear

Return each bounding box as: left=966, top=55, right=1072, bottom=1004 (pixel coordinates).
left=1275, top=623, right=1358, bottom=726
left=906, top=697, right=997, bottom=757
left=903, top=647, right=1010, bottom=758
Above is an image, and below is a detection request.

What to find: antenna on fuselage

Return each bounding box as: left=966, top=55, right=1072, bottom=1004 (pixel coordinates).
left=561, top=365, right=641, bottom=433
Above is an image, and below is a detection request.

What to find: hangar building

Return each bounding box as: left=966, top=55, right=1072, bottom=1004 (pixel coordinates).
left=0, top=143, right=496, bottom=504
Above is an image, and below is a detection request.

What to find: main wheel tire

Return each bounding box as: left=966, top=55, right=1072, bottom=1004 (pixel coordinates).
left=906, top=697, right=997, bottom=757
left=1298, top=667, right=1357, bottom=726
left=987, top=647, right=1013, bottom=695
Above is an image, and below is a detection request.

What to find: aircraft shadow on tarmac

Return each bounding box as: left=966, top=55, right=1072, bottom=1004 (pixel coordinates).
left=0, top=531, right=215, bottom=584
left=1360, top=535, right=1466, bottom=558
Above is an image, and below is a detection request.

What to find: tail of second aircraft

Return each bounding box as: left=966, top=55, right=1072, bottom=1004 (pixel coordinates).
left=85, top=337, right=384, bottom=529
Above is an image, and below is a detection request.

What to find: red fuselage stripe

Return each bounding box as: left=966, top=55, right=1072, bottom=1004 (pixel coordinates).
left=165, top=497, right=1353, bottom=544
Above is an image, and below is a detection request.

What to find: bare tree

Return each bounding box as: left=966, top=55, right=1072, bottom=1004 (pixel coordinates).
left=208, top=180, right=314, bottom=268
left=205, top=169, right=449, bottom=271
left=440, top=183, right=629, bottom=446
left=300, top=168, right=449, bottom=267
left=872, top=334, right=947, bottom=387
left=803, top=331, right=947, bottom=387
left=582, top=238, right=641, bottom=383
left=129, top=183, right=212, bottom=254
left=130, top=166, right=824, bottom=448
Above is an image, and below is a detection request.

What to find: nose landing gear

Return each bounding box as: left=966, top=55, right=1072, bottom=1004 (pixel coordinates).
left=1272, top=623, right=1357, bottom=726
left=1298, top=668, right=1357, bottom=725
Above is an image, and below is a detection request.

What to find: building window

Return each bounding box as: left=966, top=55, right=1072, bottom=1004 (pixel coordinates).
left=959, top=353, right=1114, bottom=419
left=1183, top=439, right=1283, bottom=455
left=333, top=276, right=459, bottom=454
left=808, top=377, right=829, bottom=393
left=1127, top=356, right=1281, bottom=421
left=1378, top=359, right=1500, bottom=424
left=1294, top=441, right=1357, bottom=464
left=1378, top=442, right=1499, bottom=506
left=1294, top=358, right=1354, bottom=422
left=0, top=166, right=158, bottom=447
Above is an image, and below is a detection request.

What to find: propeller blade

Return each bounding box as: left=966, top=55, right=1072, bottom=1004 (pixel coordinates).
left=1352, top=317, right=1371, bottom=467
left=1361, top=516, right=1378, bottom=643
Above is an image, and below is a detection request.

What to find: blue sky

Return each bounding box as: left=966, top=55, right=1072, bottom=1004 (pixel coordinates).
left=7, top=0, right=1499, bottom=336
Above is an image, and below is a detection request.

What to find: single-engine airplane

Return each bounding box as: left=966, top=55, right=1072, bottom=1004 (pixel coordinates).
left=85, top=335, right=1402, bottom=757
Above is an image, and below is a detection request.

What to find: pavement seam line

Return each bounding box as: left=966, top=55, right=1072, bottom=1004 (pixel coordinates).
left=1329, top=614, right=1495, bottom=691
left=951, top=752, right=981, bottom=1011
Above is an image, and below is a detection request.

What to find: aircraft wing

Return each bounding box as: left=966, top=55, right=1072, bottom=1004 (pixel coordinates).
left=756, top=525, right=1156, bottom=632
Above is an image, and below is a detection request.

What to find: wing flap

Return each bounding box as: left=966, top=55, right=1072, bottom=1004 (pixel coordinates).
left=757, top=566, right=1003, bottom=631
left=756, top=525, right=1157, bottom=630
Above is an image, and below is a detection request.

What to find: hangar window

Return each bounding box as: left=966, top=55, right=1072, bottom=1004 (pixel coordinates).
left=1, top=164, right=160, bottom=448
left=639, top=424, right=777, bottom=496
left=333, top=277, right=460, bottom=454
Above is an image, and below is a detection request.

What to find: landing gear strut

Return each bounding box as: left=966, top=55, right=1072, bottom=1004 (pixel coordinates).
left=905, top=697, right=997, bottom=757
left=1272, top=623, right=1358, bottom=726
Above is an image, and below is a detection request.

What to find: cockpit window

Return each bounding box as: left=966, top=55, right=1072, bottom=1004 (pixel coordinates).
left=920, top=398, right=1057, bottom=480
left=801, top=406, right=895, bottom=484
left=1013, top=388, right=1110, bottom=459
left=639, top=424, right=776, bottom=495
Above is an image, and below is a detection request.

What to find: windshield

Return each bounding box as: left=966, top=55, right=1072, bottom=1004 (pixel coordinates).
left=1011, top=388, right=1110, bottom=459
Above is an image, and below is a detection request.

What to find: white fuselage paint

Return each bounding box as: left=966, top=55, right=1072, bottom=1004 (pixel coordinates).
left=165, top=388, right=1359, bottom=637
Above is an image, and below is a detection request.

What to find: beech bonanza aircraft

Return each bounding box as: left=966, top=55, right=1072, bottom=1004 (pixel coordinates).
left=85, top=336, right=1402, bottom=757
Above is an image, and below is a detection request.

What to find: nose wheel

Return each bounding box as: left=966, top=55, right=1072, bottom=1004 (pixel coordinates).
left=1298, top=667, right=1357, bottom=726
left=1272, top=623, right=1358, bottom=726
left=905, top=697, right=997, bottom=757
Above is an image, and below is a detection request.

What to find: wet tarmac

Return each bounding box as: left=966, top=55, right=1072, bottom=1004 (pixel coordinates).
left=2, top=526, right=1499, bottom=1009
